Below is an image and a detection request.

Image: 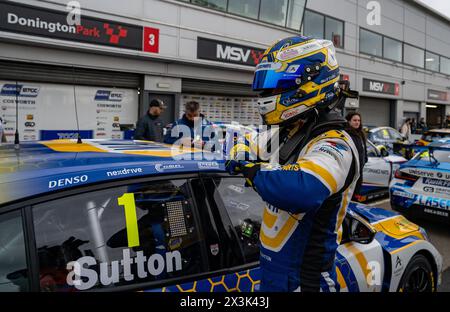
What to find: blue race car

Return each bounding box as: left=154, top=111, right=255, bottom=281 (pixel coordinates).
left=390, top=143, right=450, bottom=223
left=0, top=139, right=442, bottom=292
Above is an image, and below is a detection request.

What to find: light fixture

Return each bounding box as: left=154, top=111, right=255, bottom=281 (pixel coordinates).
left=426, top=104, right=438, bottom=109
left=426, top=58, right=435, bottom=62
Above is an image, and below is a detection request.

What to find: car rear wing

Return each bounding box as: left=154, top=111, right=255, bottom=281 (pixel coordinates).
left=393, top=142, right=450, bottom=160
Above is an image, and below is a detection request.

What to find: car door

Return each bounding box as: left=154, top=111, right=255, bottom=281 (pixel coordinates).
left=336, top=210, right=385, bottom=292
left=363, top=141, right=391, bottom=189
left=30, top=176, right=211, bottom=292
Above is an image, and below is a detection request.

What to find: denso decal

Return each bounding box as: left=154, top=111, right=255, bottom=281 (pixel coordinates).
left=48, top=175, right=88, bottom=189
left=66, top=249, right=182, bottom=290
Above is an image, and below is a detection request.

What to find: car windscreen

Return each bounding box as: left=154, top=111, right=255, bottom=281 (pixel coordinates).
left=416, top=149, right=450, bottom=163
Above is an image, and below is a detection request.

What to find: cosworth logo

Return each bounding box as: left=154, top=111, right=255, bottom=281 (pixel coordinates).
left=0, top=84, right=40, bottom=97
left=94, top=90, right=124, bottom=102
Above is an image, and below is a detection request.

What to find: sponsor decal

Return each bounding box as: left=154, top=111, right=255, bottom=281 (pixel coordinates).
left=405, top=168, right=436, bottom=178
left=94, top=90, right=124, bottom=102
left=423, top=186, right=435, bottom=193
left=197, top=161, right=220, bottom=170
left=0, top=2, right=159, bottom=53
left=210, top=244, right=219, bottom=256
left=416, top=195, right=450, bottom=211
left=48, top=175, right=88, bottom=189
left=40, top=130, right=93, bottom=140
left=364, top=168, right=390, bottom=175
left=281, top=106, right=304, bottom=120
left=312, top=144, right=343, bottom=161
left=0, top=84, right=39, bottom=97
left=276, top=42, right=322, bottom=61
left=427, top=89, right=448, bottom=101
left=197, top=37, right=265, bottom=66
left=424, top=208, right=449, bottom=217
left=67, top=249, right=182, bottom=290
left=106, top=168, right=143, bottom=177
left=363, top=78, right=399, bottom=96
left=155, top=164, right=184, bottom=173
left=392, top=190, right=415, bottom=199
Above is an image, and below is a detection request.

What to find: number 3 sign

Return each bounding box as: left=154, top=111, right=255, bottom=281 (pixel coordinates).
left=143, top=26, right=159, bottom=53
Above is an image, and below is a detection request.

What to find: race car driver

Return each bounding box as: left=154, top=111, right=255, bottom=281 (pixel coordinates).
left=226, top=36, right=364, bottom=292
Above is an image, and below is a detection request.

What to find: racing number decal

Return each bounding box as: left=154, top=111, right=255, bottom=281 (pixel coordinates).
left=118, top=193, right=140, bottom=248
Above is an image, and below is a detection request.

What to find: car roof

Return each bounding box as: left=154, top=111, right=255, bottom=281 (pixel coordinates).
left=426, top=129, right=450, bottom=134
left=0, top=140, right=225, bottom=206
left=369, top=126, right=398, bottom=133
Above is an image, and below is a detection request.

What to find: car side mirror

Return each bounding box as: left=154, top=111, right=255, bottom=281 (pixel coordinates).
left=380, top=148, right=389, bottom=157
left=349, top=218, right=374, bottom=244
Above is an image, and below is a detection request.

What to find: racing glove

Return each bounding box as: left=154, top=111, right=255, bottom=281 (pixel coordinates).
left=225, top=160, right=261, bottom=187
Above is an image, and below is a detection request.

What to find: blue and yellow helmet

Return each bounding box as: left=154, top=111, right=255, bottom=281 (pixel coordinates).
left=253, top=36, right=340, bottom=125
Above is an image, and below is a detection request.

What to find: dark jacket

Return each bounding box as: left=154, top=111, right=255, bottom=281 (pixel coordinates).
left=134, top=113, right=164, bottom=142
left=164, top=114, right=214, bottom=145
left=345, top=126, right=367, bottom=195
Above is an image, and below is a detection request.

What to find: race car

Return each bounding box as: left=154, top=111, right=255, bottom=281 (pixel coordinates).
left=367, top=126, right=408, bottom=149
left=353, top=140, right=407, bottom=202
left=0, top=139, right=442, bottom=292
left=416, top=129, right=450, bottom=146
left=390, top=143, right=450, bottom=223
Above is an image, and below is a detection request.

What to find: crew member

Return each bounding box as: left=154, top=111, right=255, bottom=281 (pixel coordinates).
left=227, top=36, right=363, bottom=292
left=134, top=99, right=166, bottom=142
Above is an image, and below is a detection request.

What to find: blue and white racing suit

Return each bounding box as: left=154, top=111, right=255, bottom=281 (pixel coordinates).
left=250, top=129, right=360, bottom=292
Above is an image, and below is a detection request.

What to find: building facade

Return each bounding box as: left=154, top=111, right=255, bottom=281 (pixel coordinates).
left=0, top=0, right=449, bottom=142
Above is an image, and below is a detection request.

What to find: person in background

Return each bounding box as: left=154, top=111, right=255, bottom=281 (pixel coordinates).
left=164, top=101, right=214, bottom=148
left=345, top=112, right=368, bottom=196
left=445, top=114, right=450, bottom=129
left=400, top=118, right=412, bottom=142
left=411, top=118, right=417, bottom=134
left=0, top=117, right=6, bottom=143
left=418, top=117, right=427, bottom=133
left=134, top=99, right=166, bottom=142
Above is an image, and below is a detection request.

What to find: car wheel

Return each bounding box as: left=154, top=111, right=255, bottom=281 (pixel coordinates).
left=398, top=254, right=435, bottom=292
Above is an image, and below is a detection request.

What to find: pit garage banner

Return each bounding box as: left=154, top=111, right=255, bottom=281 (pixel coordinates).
left=0, top=81, right=139, bottom=142
left=0, top=1, right=159, bottom=53
left=197, top=37, right=265, bottom=66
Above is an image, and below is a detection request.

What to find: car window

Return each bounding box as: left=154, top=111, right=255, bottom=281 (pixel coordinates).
left=0, top=211, right=29, bottom=292
left=374, top=129, right=390, bottom=141
left=388, top=129, right=403, bottom=141
left=366, top=141, right=379, bottom=157
left=213, top=177, right=265, bottom=263
left=32, top=180, right=205, bottom=292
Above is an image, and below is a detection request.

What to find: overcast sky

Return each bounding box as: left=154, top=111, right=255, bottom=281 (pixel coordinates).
left=417, top=0, right=450, bottom=20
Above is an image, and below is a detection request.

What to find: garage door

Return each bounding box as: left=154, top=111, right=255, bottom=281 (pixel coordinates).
left=359, top=97, right=392, bottom=127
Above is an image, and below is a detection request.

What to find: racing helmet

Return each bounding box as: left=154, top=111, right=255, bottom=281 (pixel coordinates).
left=253, top=36, right=341, bottom=125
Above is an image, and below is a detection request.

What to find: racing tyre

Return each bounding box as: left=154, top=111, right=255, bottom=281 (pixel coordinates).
left=398, top=254, right=435, bottom=292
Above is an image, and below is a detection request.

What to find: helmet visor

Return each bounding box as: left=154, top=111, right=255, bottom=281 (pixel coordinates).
left=252, top=62, right=303, bottom=92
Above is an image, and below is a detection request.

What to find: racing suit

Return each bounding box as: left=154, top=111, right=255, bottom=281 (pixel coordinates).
left=231, top=111, right=361, bottom=292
